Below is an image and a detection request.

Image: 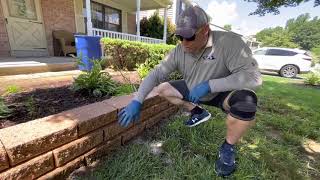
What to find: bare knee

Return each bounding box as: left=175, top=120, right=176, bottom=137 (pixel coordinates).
left=156, top=82, right=182, bottom=99
left=156, top=82, right=171, bottom=97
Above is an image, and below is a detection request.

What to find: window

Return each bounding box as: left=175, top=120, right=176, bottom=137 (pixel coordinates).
left=266, top=49, right=297, bottom=56
left=91, top=3, right=103, bottom=29
left=254, top=50, right=267, bottom=55
left=104, top=7, right=121, bottom=32
left=83, top=1, right=121, bottom=33
left=7, top=0, right=37, bottom=20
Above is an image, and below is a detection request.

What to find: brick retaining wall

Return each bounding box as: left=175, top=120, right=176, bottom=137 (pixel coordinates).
left=0, top=92, right=178, bottom=179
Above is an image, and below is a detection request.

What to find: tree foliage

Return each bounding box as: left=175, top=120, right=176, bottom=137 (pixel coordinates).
left=224, top=24, right=232, bottom=31
left=244, top=0, right=320, bottom=16
left=256, top=13, right=320, bottom=51
left=140, top=11, right=179, bottom=45
left=286, top=14, right=320, bottom=50
left=256, top=27, right=299, bottom=48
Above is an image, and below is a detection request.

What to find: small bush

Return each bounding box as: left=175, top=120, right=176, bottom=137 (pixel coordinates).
left=304, top=72, right=320, bottom=86
left=72, top=59, right=118, bottom=97
left=311, top=45, right=320, bottom=65
left=4, top=85, right=21, bottom=95
left=101, top=38, right=175, bottom=71
left=101, top=38, right=149, bottom=71
left=137, top=57, right=183, bottom=81
left=135, top=43, right=183, bottom=80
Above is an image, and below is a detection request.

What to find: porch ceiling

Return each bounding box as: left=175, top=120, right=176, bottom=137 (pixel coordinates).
left=110, top=0, right=173, bottom=11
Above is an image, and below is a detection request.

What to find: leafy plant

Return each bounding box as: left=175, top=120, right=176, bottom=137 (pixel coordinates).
left=4, top=85, right=21, bottom=95
left=72, top=59, right=118, bottom=97
left=304, top=72, right=320, bottom=86
left=116, top=84, right=138, bottom=96
left=25, top=95, right=36, bottom=117
left=0, top=97, right=11, bottom=118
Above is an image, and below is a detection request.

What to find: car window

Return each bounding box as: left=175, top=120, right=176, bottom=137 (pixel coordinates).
left=253, top=50, right=267, bottom=55
left=266, top=49, right=297, bottom=56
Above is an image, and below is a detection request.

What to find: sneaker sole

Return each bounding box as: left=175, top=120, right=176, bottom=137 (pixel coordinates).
left=187, top=113, right=211, bottom=127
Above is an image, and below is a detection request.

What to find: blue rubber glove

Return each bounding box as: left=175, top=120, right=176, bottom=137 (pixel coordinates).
left=188, top=81, right=211, bottom=104
left=118, top=100, right=142, bottom=127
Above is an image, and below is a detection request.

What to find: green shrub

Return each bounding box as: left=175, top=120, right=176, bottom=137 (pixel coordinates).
left=304, top=72, right=320, bottom=86
left=311, top=45, right=320, bottom=65
left=137, top=56, right=183, bottom=81
left=134, top=43, right=182, bottom=80
left=4, top=85, right=21, bottom=95
left=0, top=97, right=11, bottom=118
left=101, top=38, right=149, bottom=71
left=72, top=59, right=118, bottom=97
left=101, top=38, right=175, bottom=72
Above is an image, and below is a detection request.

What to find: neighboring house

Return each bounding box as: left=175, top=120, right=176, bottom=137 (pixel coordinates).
left=140, top=0, right=191, bottom=24
left=244, top=35, right=260, bottom=50
left=0, top=0, right=172, bottom=57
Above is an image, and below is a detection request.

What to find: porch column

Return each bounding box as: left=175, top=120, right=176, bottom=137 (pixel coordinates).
left=136, top=0, right=141, bottom=41
left=163, top=7, right=168, bottom=43
left=86, top=0, right=93, bottom=36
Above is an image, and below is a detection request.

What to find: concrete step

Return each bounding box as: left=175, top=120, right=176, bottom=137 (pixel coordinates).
left=0, top=57, right=78, bottom=76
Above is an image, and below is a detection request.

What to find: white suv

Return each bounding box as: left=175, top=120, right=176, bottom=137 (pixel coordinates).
left=253, top=47, right=312, bottom=78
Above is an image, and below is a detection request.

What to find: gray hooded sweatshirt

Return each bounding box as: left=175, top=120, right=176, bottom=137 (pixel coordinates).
left=134, top=31, right=263, bottom=103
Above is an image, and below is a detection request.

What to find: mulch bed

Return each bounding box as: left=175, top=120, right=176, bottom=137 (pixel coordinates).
left=0, top=85, right=110, bottom=129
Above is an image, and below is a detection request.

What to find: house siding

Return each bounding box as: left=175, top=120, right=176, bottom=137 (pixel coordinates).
left=127, top=13, right=136, bottom=35
left=0, top=3, right=10, bottom=57
left=41, top=0, right=76, bottom=56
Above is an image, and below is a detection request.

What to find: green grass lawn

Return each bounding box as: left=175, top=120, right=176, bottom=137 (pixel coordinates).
left=77, top=75, right=320, bottom=180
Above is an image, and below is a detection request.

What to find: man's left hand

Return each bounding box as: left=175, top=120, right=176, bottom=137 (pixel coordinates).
left=188, top=81, right=211, bottom=103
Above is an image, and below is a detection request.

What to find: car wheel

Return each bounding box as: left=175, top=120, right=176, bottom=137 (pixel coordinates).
left=280, top=65, right=298, bottom=78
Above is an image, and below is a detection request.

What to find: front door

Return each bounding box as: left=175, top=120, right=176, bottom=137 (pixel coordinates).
left=1, top=0, right=48, bottom=57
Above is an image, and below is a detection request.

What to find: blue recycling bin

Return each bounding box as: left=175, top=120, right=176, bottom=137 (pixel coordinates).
left=75, top=35, right=102, bottom=71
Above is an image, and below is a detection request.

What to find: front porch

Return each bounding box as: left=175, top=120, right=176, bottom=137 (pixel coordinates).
left=83, top=0, right=172, bottom=44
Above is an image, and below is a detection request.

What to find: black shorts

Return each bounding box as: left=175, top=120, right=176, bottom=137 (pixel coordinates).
left=168, top=80, right=258, bottom=121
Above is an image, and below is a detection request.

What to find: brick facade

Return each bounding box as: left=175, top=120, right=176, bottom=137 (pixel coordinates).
left=41, top=0, right=76, bottom=56
left=0, top=4, right=10, bottom=57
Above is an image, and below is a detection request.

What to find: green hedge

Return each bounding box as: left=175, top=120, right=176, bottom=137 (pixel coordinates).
left=101, top=38, right=175, bottom=71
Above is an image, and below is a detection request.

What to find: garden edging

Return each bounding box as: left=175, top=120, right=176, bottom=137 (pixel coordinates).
left=0, top=91, right=178, bottom=179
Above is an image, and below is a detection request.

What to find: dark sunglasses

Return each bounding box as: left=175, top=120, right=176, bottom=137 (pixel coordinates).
left=175, top=34, right=196, bottom=41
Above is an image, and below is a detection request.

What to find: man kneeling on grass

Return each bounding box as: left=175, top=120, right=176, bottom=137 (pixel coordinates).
left=118, top=5, right=262, bottom=177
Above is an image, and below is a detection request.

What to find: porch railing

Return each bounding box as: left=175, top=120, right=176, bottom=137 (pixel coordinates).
left=92, top=28, right=165, bottom=44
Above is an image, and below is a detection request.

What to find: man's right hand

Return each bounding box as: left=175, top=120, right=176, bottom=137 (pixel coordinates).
left=118, top=100, right=142, bottom=127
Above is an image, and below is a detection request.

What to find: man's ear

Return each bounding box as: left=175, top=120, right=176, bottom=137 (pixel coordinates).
left=204, top=24, right=210, bottom=35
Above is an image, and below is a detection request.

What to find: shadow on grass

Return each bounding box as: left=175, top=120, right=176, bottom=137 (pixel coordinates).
left=261, top=71, right=304, bottom=80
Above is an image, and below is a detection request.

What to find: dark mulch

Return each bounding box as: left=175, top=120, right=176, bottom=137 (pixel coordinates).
left=0, top=85, right=110, bottom=129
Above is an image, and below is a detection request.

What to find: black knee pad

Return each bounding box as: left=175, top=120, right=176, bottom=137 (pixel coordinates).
left=228, top=90, right=258, bottom=121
